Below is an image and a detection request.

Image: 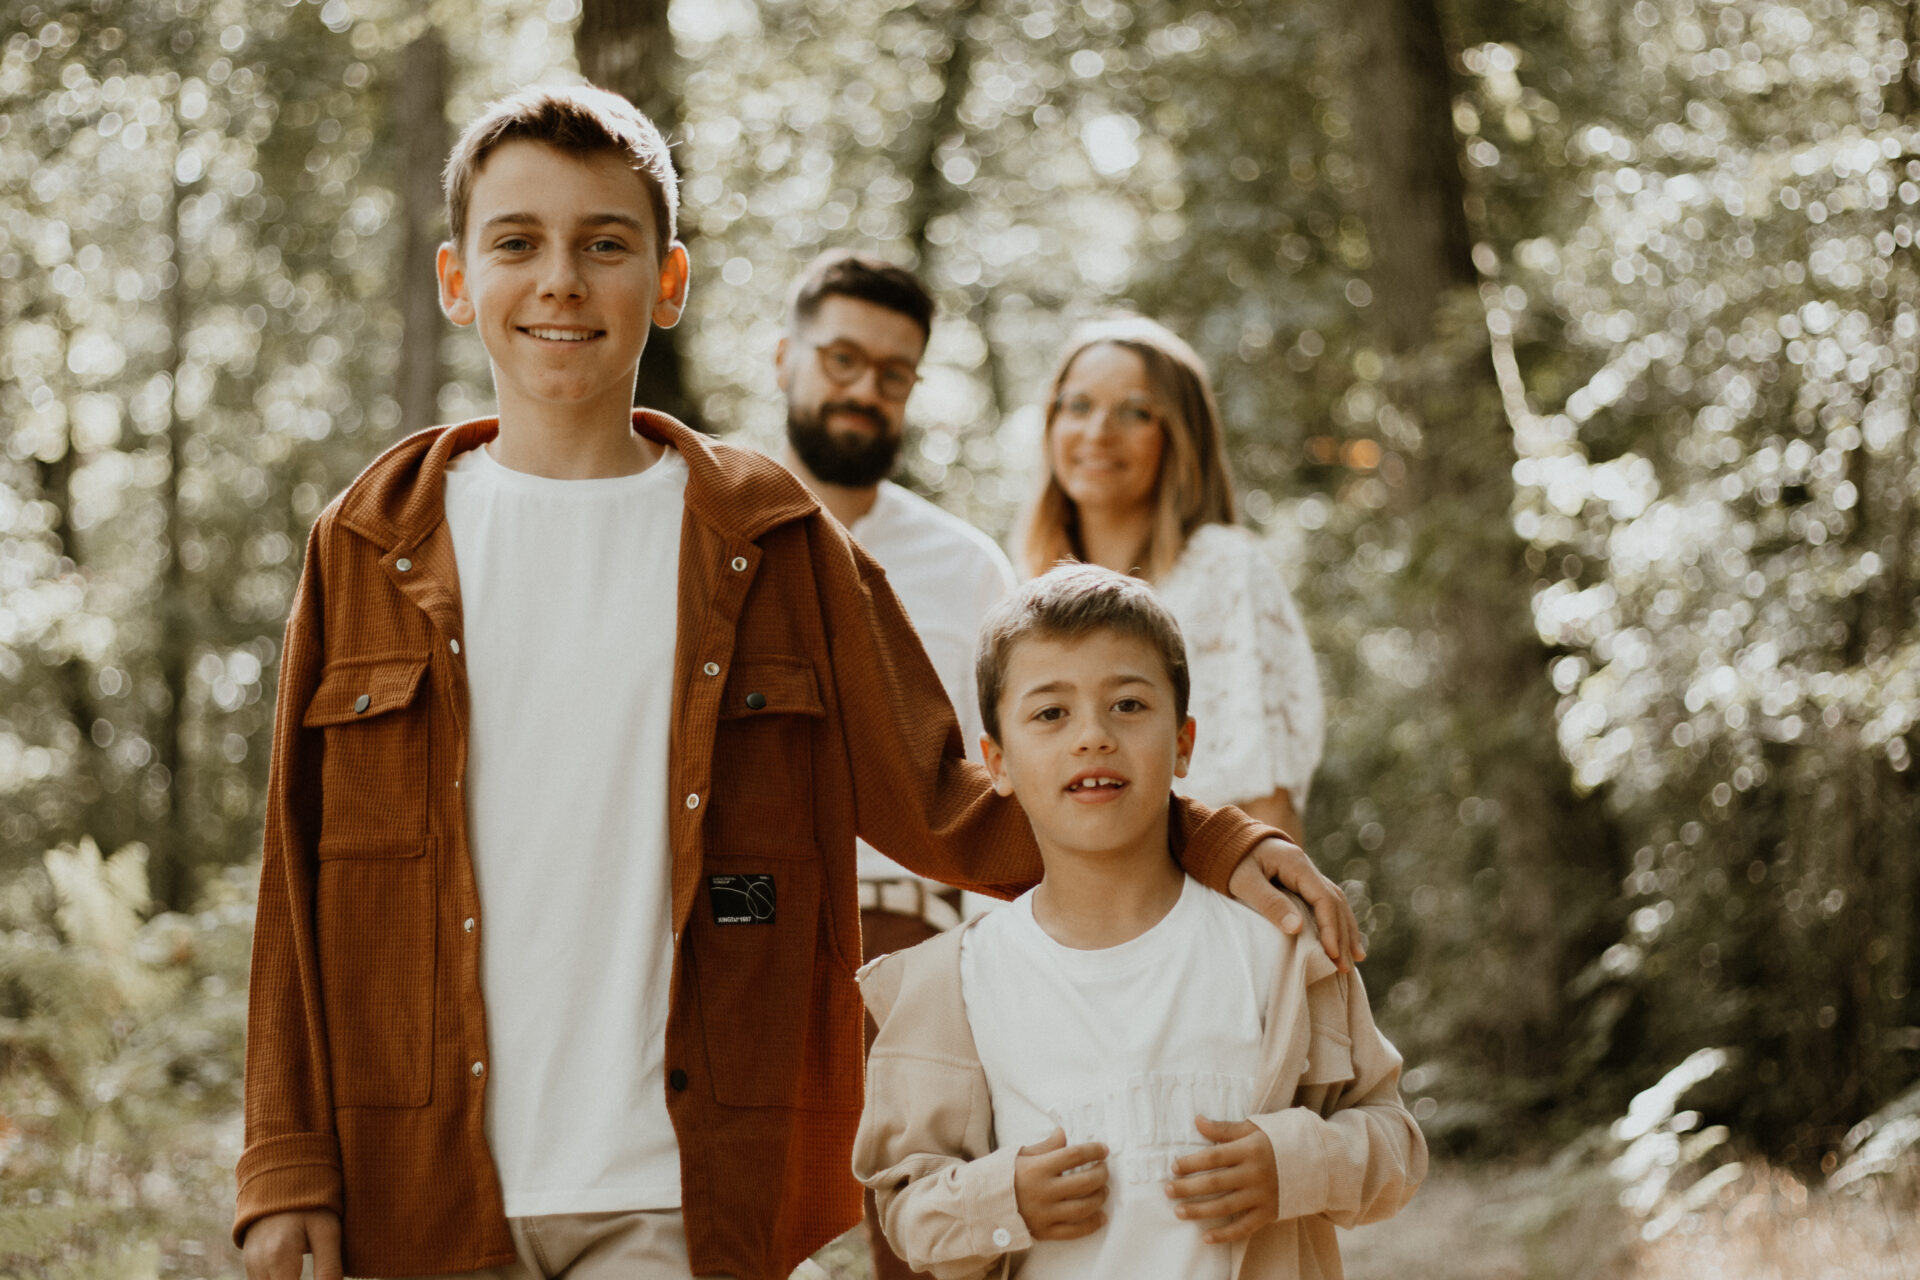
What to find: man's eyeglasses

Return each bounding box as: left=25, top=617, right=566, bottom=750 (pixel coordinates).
left=805, top=339, right=920, bottom=403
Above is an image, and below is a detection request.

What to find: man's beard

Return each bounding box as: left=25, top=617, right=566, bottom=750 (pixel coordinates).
left=786, top=400, right=902, bottom=489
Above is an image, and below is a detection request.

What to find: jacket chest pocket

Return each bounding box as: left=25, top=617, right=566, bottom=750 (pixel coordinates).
left=304, top=655, right=431, bottom=859
left=707, top=658, right=825, bottom=858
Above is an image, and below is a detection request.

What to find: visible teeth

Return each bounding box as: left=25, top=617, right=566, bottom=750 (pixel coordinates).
left=526, top=327, right=594, bottom=341
left=1071, top=777, right=1124, bottom=790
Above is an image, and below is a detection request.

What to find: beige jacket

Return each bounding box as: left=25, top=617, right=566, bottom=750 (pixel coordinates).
left=852, top=908, right=1426, bottom=1280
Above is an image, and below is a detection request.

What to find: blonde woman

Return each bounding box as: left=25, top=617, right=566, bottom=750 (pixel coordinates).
left=1018, top=315, right=1324, bottom=842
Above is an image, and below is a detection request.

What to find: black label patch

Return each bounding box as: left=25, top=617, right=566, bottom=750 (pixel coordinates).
left=708, top=874, right=776, bottom=925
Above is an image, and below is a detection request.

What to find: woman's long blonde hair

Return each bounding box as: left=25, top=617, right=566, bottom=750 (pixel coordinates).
left=1017, top=315, right=1237, bottom=583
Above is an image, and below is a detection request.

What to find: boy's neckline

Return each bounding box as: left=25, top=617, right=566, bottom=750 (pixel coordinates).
left=455, top=437, right=683, bottom=492
left=483, top=421, right=667, bottom=480
left=1028, top=864, right=1191, bottom=952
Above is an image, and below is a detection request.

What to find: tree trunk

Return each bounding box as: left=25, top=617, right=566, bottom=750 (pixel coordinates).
left=394, top=26, right=450, bottom=434
left=898, top=0, right=1008, bottom=428
left=1347, top=0, right=1619, bottom=1078
left=151, top=139, right=196, bottom=911
left=901, top=0, right=981, bottom=265
left=574, top=0, right=696, bottom=427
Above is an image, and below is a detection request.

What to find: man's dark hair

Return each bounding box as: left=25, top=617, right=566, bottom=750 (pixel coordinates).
left=444, top=84, right=677, bottom=255
left=975, top=563, right=1191, bottom=742
left=787, top=249, right=935, bottom=341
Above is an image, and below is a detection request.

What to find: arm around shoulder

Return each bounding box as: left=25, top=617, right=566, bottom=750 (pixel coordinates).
left=818, top=526, right=1041, bottom=897
left=1248, top=966, right=1427, bottom=1228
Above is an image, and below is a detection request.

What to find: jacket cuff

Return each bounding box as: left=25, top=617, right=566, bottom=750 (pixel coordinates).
left=1250, top=1107, right=1336, bottom=1221
left=1175, top=801, right=1281, bottom=896
left=233, top=1132, right=345, bottom=1247
left=962, top=1143, right=1032, bottom=1257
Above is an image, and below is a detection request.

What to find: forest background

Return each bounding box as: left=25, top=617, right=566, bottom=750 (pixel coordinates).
left=1, top=0, right=1918, bottom=1275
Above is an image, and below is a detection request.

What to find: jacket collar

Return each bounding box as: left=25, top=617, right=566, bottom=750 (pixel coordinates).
left=333, top=410, right=821, bottom=552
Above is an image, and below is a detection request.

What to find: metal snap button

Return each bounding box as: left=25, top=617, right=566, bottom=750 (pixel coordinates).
left=703, top=662, right=720, bottom=677
left=463, top=917, right=475, bottom=933
left=669, top=1068, right=688, bottom=1091
left=471, top=1061, right=485, bottom=1078
left=450, top=638, right=461, bottom=654
left=395, top=557, right=412, bottom=572
left=685, top=793, right=701, bottom=810
left=730, top=556, right=748, bottom=572
left=745, top=692, right=767, bottom=710
left=353, top=694, right=371, bottom=713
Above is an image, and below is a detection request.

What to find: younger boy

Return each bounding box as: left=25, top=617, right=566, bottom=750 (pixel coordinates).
left=855, top=565, right=1426, bottom=1279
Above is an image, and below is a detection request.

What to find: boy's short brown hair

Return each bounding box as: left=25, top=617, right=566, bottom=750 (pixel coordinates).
left=443, top=84, right=678, bottom=255
left=787, top=249, right=936, bottom=342
left=975, top=563, right=1190, bottom=741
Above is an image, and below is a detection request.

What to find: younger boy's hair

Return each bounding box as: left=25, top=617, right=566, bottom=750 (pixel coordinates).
left=976, top=563, right=1190, bottom=741
left=443, top=84, right=678, bottom=255
left=787, top=249, right=936, bottom=343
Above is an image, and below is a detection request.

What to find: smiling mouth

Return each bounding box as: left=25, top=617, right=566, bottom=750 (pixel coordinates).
left=521, top=327, right=602, bottom=342
left=1066, top=775, right=1128, bottom=794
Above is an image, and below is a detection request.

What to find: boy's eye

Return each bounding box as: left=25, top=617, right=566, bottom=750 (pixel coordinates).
left=1032, top=706, right=1066, bottom=723
left=1113, top=697, right=1147, bottom=713
left=496, top=236, right=534, bottom=252
left=588, top=238, right=626, bottom=253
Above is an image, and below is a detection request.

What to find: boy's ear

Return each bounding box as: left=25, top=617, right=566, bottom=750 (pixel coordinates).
left=436, top=242, right=474, bottom=327
left=980, top=734, right=1016, bottom=797
left=650, top=241, right=691, bottom=330
left=1173, top=716, right=1196, bottom=780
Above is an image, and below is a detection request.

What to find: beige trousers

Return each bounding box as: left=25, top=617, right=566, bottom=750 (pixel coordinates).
left=398, top=1210, right=737, bottom=1280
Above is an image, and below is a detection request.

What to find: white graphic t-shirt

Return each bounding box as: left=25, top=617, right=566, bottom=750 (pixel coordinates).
left=959, top=876, right=1280, bottom=1279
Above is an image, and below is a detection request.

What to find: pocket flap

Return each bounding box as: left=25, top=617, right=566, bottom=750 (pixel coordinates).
left=720, top=659, right=824, bottom=719
left=304, top=656, right=429, bottom=728
left=1301, top=1023, right=1356, bottom=1086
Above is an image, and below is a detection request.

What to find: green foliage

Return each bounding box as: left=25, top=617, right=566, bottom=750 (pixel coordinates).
left=0, top=0, right=432, bottom=900
left=0, top=0, right=1914, bottom=1244
left=0, top=842, right=251, bottom=1276
left=1448, top=0, right=1920, bottom=1157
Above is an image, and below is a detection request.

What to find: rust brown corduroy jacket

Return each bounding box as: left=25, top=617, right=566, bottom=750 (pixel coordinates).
left=235, top=411, right=1276, bottom=1279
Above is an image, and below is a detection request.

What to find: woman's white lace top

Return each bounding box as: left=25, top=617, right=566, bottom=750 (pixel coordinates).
left=1154, top=522, right=1325, bottom=809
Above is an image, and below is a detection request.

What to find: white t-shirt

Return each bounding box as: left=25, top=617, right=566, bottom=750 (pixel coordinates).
left=1156, top=523, right=1325, bottom=810
left=443, top=442, right=687, bottom=1217
left=959, top=876, right=1280, bottom=1279
left=847, top=480, right=1016, bottom=883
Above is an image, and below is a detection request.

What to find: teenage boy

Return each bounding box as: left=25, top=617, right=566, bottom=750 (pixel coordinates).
left=855, top=565, right=1425, bottom=1280
left=773, top=249, right=1016, bottom=1280
left=235, top=86, right=1359, bottom=1280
